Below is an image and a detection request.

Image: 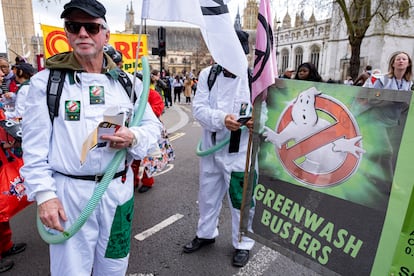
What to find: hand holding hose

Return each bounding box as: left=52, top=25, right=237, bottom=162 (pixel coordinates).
left=38, top=198, right=68, bottom=232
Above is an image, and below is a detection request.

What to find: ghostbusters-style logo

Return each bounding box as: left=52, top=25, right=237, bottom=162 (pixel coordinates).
left=263, top=87, right=366, bottom=187
left=66, top=101, right=79, bottom=112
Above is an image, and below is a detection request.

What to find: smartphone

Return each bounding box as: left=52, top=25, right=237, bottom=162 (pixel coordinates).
left=237, top=117, right=251, bottom=125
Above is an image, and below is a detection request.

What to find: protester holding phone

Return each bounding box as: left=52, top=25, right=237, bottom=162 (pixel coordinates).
left=183, top=30, right=255, bottom=268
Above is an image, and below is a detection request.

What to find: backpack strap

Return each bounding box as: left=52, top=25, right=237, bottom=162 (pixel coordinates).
left=116, top=68, right=135, bottom=102
left=46, top=69, right=66, bottom=123
left=207, top=64, right=222, bottom=91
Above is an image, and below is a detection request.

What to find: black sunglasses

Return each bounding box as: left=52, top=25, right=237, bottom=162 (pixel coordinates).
left=64, top=21, right=107, bottom=35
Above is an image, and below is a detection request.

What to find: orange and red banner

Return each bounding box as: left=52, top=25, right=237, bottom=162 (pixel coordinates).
left=41, top=24, right=148, bottom=73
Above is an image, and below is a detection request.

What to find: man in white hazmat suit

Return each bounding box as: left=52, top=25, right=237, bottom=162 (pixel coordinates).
left=183, top=30, right=255, bottom=268
left=20, top=0, right=162, bottom=275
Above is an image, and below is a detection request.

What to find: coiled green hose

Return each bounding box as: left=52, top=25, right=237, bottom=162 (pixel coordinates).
left=37, top=57, right=151, bottom=244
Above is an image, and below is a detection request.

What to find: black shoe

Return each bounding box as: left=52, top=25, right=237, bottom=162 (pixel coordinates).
left=138, top=186, right=152, bottom=193
left=0, top=259, right=13, bottom=273
left=183, top=236, right=215, bottom=253
left=232, top=249, right=249, bottom=267
left=1, top=243, right=26, bottom=258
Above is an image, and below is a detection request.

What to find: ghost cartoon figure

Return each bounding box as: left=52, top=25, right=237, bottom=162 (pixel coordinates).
left=263, top=87, right=365, bottom=174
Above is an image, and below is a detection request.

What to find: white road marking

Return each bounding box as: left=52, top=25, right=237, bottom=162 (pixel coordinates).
left=169, top=132, right=185, bottom=141
left=234, top=246, right=280, bottom=276
left=151, top=164, right=174, bottom=177
left=166, top=105, right=189, bottom=133
left=134, top=213, right=184, bottom=241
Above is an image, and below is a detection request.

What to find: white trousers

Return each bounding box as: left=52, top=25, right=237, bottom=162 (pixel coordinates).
left=196, top=150, right=255, bottom=250
left=49, top=171, right=134, bottom=276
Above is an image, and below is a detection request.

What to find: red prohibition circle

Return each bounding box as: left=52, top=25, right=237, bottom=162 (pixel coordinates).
left=276, top=95, right=361, bottom=187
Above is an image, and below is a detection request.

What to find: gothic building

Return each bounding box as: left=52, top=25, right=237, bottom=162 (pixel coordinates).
left=273, top=1, right=414, bottom=81
left=275, top=10, right=331, bottom=78
left=243, top=0, right=259, bottom=30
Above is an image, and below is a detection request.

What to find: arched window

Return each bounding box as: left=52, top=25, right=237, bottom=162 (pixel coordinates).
left=310, top=29, right=314, bottom=37
left=318, top=27, right=324, bottom=36
left=296, top=31, right=301, bottom=39
left=281, top=48, right=290, bottom=72
left=295, top=47, right=303, bottom=69
left=310, top=44, right=321, bottom=70
left=304, top=30, right=309, bottom=38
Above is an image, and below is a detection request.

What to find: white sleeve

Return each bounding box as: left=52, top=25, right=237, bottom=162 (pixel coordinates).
left=20, top=71, right=57, bottom=203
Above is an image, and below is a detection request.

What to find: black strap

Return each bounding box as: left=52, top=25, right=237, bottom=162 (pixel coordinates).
left=207, top=64, right=222, bottom=91
left=46, top=70, right=67, bottom=123
left=228, top=129, right=241, bottom=153
left=116, top=69, right=134, bottom=102
left=57, top=169, right=127, bottom=182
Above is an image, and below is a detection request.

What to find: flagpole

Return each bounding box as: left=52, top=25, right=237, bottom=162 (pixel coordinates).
left=130, top=0, right=148, bottom=103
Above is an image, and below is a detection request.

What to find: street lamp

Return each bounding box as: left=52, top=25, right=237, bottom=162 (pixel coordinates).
left=275, top=21, right=281, bottom=57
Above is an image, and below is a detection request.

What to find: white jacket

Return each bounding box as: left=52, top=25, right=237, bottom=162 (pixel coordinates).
left=21, top=69, right=162, bottom=203
left=192, top=65, right=251, bottom=172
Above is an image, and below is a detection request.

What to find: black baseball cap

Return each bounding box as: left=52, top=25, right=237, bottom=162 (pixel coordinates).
left=60, top=0, right=107, bottom=21
left=16, top=63, right=36, bottom=76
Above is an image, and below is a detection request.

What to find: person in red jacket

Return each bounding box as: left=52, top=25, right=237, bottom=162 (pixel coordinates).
left=131, top=87, right=165, bottom=193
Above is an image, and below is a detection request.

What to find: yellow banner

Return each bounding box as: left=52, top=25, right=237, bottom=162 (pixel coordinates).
left=41, top=24, right=148, bottom=73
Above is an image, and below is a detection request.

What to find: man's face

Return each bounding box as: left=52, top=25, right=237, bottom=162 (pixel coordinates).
left=0, top=59, right=10, bottom=75
left=64, top=11, right=110, bottom=60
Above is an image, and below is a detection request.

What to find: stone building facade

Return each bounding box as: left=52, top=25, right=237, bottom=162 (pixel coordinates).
left=1, top=0, right=41, bottom=66
left=274, top=2, right=414, bottom=81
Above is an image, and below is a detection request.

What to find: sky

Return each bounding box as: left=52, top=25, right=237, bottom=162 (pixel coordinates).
left=0, top=0, right=247, bottom=53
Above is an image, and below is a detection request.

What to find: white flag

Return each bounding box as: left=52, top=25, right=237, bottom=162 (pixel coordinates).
left=141, top=0, right=247, bottom=77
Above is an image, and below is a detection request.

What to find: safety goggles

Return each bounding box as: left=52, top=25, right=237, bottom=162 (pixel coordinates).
left=64, top=21, right=107, bottom=35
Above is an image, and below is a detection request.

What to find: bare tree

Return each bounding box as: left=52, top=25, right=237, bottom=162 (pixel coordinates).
left=332, top=0, right=413, bottom=79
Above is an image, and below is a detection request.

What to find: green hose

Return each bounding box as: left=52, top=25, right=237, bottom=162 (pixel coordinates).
left=37, top=57, right=151, bottom=244
left=196, top=126, right=246, bottom=157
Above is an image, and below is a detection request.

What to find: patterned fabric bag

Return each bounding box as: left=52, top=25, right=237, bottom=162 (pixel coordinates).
left=141, top=126, right=175, bottom=177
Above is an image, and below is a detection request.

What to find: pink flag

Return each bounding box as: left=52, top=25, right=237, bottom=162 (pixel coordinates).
left=251, top=0, right=278, bottom=103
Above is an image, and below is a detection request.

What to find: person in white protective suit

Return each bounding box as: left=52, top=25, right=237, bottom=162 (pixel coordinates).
left=183, top=30, right=256, bottom=268
left=20, top=0, right=162, bottom=275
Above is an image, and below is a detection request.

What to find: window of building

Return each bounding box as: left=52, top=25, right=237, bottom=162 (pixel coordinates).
left=281, top=48, right=290, bottom=72
left=310, top=45, right=321, bottom=70
left=318, top=27, right=324, bottom=36
left=295, top=47, right=303, bottom=69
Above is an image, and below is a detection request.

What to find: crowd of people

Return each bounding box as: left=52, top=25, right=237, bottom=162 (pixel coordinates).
left=278, top=58, right=412, bottom=90
left=0, top=0, right=412, bottom=274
